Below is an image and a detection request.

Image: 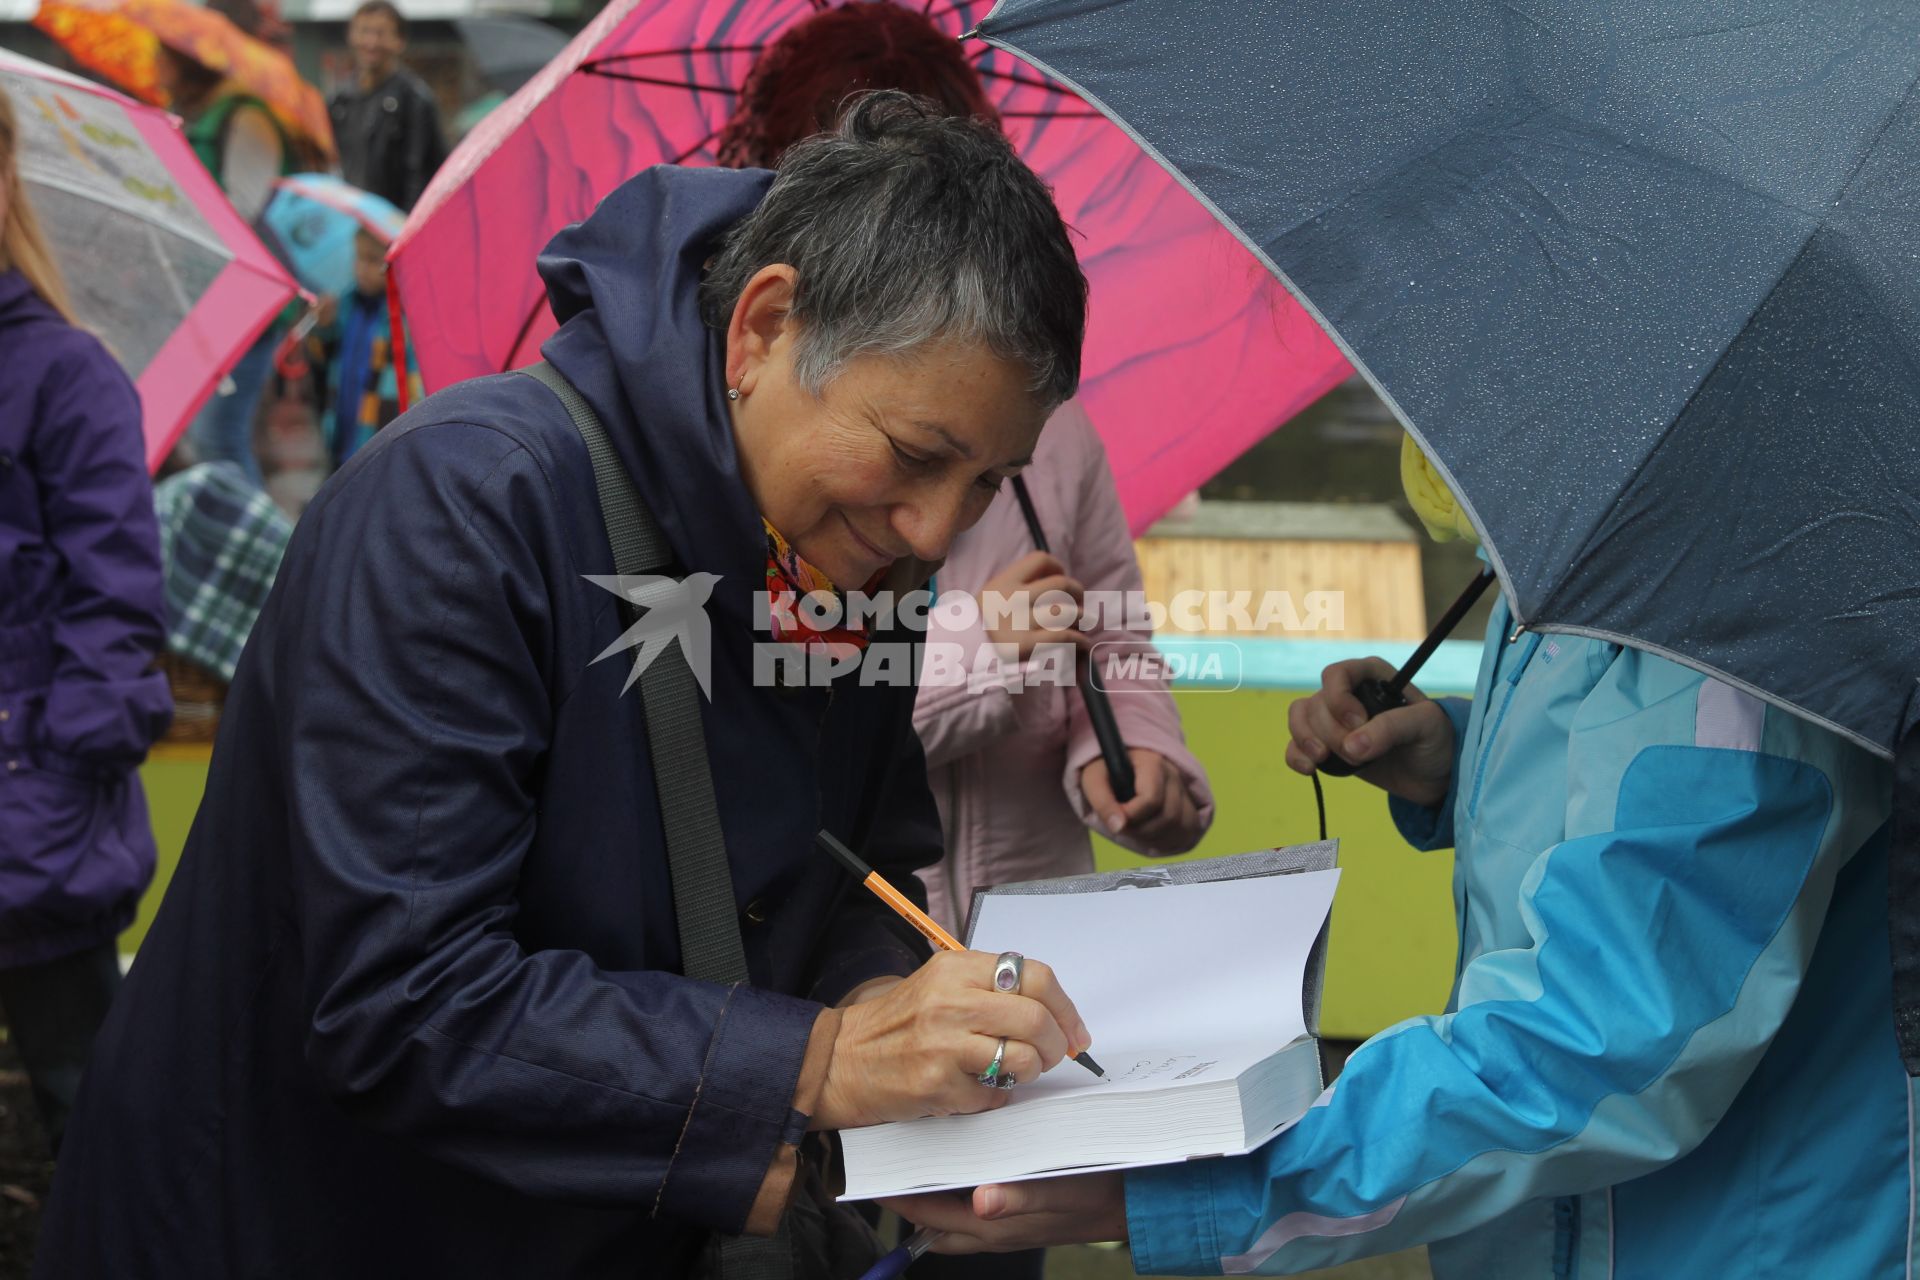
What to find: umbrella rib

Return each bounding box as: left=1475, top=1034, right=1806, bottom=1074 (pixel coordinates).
left=975, top=65, right=1079, bottom=97
left=20, top=170, right=233, bottom=262
left=667, top=125, right=725, bottom=166
left=1544, top=70, right=1920, bottom=611
left=581, top=45, right=766, bottom=68
left=579, top=67, right=740, bottom=94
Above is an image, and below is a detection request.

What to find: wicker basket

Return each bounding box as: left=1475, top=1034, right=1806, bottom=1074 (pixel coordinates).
left=158, top=652, right=228, bottom=744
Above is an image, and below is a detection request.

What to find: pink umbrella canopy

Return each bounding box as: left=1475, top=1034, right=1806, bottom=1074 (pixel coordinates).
left=390, top=0, right=1348, bottom=532
left=0, top=48, right=296, bottom=472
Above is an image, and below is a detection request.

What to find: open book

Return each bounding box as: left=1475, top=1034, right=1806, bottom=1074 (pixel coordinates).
left=839, top=843, right=1339, bottom=1200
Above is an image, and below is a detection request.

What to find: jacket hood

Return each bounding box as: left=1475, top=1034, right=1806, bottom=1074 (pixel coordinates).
left=536, top=165, right=773, bottom=589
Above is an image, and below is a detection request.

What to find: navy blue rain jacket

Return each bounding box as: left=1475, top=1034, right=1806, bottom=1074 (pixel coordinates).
left=35, top=166, right=942, bottom=1278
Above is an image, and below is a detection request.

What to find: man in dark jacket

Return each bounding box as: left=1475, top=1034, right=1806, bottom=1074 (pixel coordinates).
left=35, top=98, right=1092, bottom=1278
left=328, top=0, right=446, bottom=209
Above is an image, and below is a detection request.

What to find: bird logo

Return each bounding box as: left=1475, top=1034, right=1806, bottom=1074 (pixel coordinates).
left=583, top=572, right=721, bottom=698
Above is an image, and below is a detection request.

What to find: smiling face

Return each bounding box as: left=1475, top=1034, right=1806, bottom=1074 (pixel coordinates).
left=348, top=8, right=404, bottom=86
left=726, top=266, right=1046, bottom=587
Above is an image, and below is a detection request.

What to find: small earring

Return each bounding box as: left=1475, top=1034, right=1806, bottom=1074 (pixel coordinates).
left=727, top=385, right=741, bottom=401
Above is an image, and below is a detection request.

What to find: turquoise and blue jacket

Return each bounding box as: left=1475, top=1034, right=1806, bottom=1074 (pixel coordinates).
left=1126, top=595, right=1903, bottom=1277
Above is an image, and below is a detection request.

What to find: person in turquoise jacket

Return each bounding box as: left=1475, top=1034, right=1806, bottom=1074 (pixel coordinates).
left=889, top=517, right=1903, bottom=1277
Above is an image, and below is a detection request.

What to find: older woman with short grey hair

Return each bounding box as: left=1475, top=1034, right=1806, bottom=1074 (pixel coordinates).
left=38, top=94, right=1093, bottom=1279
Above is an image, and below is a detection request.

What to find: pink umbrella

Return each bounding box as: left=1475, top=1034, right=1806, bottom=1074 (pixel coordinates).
left=390, top=0, right=1348, bottom=532
left=0, top=48, right=296, bottom=471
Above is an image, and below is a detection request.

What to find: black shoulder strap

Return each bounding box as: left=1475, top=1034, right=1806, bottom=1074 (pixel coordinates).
left=519, top=362, right=750, bottom=988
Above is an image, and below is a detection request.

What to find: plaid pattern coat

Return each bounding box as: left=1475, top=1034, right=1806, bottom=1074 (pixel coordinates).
left=153, top=462, right=292, bottom=682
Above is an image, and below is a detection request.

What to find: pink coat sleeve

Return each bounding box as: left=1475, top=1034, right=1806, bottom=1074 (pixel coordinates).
left=910, top=583, right=1064, bottom=770
left=1053, top=409, right=1215, bottom=853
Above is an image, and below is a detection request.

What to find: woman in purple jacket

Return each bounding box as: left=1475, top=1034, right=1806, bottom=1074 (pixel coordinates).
left=0, top=87, right=171, bottom=1150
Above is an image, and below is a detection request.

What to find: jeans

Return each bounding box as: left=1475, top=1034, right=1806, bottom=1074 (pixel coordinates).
left=188, top=326, right=278, bottom=487
left=0, top=941, right=122, bottom=1153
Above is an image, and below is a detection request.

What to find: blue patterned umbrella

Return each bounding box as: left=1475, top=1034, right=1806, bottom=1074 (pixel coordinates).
left=261, top=172, right=404, bottom=300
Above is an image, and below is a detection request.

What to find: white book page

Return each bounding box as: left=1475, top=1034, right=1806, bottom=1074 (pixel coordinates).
left=862, top=1109, right=1319, bottom=1199
left=964, top=869, right=1339, bottom=1099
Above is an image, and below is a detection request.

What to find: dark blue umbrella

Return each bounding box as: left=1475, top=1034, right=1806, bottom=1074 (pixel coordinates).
left=976, top=0, right=1920, bottom=762
left=454, top=16, right=571, bottom=94
left=975, top=0, right=1920, bottom=1069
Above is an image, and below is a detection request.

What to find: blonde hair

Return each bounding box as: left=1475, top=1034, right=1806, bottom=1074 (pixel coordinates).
left=0, top=84, right=79, bottom=324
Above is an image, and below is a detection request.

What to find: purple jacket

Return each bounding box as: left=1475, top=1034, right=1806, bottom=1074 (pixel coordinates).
left=0, top=269, right=169, bottom=966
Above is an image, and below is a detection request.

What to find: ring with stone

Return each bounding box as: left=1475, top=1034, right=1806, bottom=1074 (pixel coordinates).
left=977, top=1036, right=1015, bottom=1089
left=993, top=951, right=1025, bottom=995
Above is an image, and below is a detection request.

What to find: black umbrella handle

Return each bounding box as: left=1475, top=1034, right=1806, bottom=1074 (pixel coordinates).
left=1078, top=660, right=1138, bottom=801
left=1010, top=476, right=1136, bottom=804
left=1318, top=569, right=1496, bottom=778
left=1315, top=679, right=1412, bottom=777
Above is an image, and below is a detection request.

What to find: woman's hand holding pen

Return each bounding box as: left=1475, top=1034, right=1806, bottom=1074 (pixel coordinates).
left=811, top=950, right=1093, bottom=1130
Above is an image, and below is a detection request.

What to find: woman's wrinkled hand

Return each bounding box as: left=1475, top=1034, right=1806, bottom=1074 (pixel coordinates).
left=1080, top=748, right=1203, bottom=851
left=1285, top=657, right=1455, bottom=808
left=980, top=552, right=1091, bottom=659
left=811, top=950, right=1091, bottom=1131
left=880, top=1171, right=1128, bottom=1252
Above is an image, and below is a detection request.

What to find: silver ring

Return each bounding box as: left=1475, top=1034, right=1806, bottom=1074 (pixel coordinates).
left=977, top=1036, right=1012, bottom=1088
left=993, top=951, right=1025, bottom=995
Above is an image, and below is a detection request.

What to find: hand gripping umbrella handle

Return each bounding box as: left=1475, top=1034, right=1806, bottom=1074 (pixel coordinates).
left=1315, top=679, right=1412, bottom=777
left=1318, top=569, right=1496, bottom=778
left=1010, top=476, right=1136, bottom=803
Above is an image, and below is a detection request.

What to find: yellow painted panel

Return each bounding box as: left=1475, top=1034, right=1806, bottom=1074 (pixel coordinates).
left=1133, top=537, right=1427, bottom=641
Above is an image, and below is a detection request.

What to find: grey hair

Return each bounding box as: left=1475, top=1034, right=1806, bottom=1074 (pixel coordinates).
left=698, top=91, right=1086, bottom=408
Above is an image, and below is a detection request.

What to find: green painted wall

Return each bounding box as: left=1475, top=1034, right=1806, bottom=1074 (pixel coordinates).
left=131, top=689, right=1463, bottom=1039
left=126, top=748, right=207, bottom=953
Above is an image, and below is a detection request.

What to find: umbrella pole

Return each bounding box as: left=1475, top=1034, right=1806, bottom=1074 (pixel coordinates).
left=1010, top=476, right=1137, bottom=803
left=1317, top=568, right=1496, bottom=778
left=388, top=273, right=411, bottom=414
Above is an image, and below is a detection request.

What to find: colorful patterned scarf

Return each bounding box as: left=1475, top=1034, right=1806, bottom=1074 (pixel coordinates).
left=763, top=519, right=873, bottom=652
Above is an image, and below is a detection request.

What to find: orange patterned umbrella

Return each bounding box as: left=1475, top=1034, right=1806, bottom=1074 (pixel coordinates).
left=33, top=0, right=333, bottom=159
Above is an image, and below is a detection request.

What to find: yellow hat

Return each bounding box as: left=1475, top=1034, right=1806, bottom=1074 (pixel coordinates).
left=1400, top=433, right=1479, bottom=545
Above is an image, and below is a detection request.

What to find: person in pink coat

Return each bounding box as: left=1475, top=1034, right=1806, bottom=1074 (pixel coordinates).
left=912, top=401, right=1214, bottom=935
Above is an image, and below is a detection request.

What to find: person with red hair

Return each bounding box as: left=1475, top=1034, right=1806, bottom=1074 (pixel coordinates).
left=716, top=3, right=1001, bottom=167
